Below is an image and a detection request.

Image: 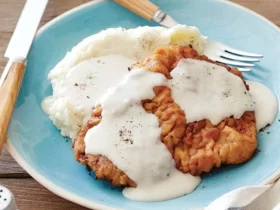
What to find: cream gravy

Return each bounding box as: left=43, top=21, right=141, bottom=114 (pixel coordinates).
left=169, top=59, right=255, bottom=125
left=246, top=80, right=278, bottom=131
left=84, top=69, right=200, bottom=201
left=123, top=170, right=200, bottom=201
left=43, top=52, right=278, bottom=202
left=42, top=55, right=135, bottom=124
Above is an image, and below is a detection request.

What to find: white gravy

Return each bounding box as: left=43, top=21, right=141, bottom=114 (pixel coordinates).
left=169, top=59, right=255, bottom=125
left=44, top=53, right=278, bottom=201
left=84, top=69, right=200, bottom=202
left=246, top=80, right=278, bottom=131
left=123, top=170, right=200, bottom=201
left=42, top=55, right=135, bottom=123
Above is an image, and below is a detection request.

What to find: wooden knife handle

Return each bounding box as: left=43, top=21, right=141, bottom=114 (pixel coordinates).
left=0, top=61, right=25, bottom=154
left=114, top=0, right=159, bottom=21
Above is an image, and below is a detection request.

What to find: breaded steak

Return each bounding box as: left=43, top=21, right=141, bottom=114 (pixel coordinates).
left=73, top=46, right=257, bottom=187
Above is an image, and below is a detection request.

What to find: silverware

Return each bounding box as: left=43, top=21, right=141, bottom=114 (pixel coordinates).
left=114, top=0, right=263, bottom=72
left=0, top=0, right=49, bottom=153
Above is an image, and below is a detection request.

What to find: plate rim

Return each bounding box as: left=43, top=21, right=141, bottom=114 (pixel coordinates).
left=6, top=0, right=280, bottom=209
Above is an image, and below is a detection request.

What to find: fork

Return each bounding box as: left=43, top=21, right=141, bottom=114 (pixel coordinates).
left=114, top=0, right=263, bottom=72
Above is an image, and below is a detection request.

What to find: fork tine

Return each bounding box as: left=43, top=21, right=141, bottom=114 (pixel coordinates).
left=224, top=46, right=263, bottom=58
left=221, top=52, right=261, bottom=62
left=215, top=57, right=255, bottom=67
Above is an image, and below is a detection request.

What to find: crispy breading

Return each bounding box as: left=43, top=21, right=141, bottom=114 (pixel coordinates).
left=73, top=45, right=257, bottom=187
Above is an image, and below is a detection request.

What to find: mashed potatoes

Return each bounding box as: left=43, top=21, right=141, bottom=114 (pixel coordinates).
left=42, top=25, right=207, bottom=138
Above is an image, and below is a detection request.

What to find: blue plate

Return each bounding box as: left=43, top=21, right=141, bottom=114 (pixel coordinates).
left=6, top=0, right=280, bottom=209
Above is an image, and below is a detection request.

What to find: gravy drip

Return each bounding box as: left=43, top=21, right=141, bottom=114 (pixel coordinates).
left=246, top=80, right=278, bottom=131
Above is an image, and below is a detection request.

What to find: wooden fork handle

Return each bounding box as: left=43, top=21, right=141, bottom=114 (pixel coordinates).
left=114, top=0, right=159, bottom=21
left=0, top=61, right=25, bottom=154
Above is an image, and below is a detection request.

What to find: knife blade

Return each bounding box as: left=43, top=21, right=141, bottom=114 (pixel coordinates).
left=0, top=0, right=48, bottom=87
left=0, top=0, right=48, bottom=153
left=152, top=10, right=178, bottom=28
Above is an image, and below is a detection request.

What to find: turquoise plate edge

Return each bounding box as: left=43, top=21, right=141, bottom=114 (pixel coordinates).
left=6, top=0, right=280, bottom=210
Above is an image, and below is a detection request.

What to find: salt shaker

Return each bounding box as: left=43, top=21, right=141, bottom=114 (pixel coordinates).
left=0, top=185, right=17, bottom=210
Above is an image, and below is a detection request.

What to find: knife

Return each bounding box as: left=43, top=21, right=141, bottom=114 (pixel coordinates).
left=0, top=0, right=48, bottom=153
left=114, top=0, right=177, bottom=28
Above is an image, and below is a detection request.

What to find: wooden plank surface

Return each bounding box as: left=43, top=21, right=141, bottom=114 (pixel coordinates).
left=0, top=148, right=28, bottom=177
left=1, top=179, right=88, bottom=210
left=0, top=0, right=279, bottom=209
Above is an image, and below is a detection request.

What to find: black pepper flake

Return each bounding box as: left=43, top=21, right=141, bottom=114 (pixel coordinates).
left=278, top=119, right=280, bottom=122
left=87, top=96, right=90, bottom=99
left=128, top=67, right=131, bottom=71
left=267, top=132, right=270, bottom=134
left=119, top=127, right=133, bottom=144
left=74, top=83, right=78, bottom=86
left=97, top=60, right=101, bottom=63
left=223, top=91, right=230, bottom=97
